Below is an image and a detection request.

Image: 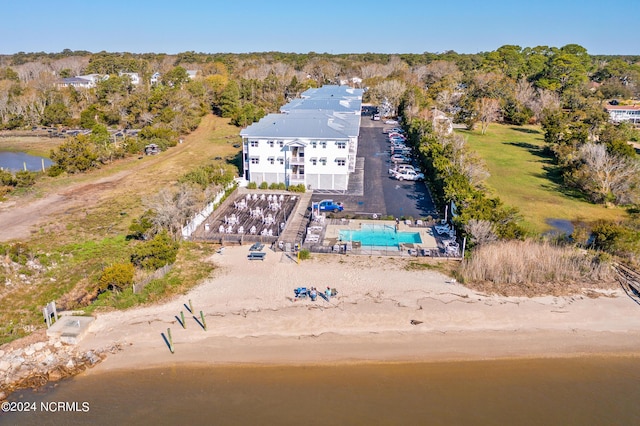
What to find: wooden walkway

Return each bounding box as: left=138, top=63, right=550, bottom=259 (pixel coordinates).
left=614, top=262, right=640, bottom=306
left=278, top=191, right=313, bottom=249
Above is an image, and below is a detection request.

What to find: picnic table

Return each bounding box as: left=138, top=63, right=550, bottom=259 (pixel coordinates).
left=247, top=252, right=266, bottom=261
left=249, top=242, right=265, bottom=251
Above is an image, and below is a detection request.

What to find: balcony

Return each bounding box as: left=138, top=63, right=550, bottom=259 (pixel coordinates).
left=288, top=156, right=305, bottom=165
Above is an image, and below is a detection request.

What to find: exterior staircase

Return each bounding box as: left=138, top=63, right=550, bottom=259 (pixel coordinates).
left=278, top=191, right=313, bottom=250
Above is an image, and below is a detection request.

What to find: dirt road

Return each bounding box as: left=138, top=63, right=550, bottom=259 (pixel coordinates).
left=0, top=115, right=238, bottom=242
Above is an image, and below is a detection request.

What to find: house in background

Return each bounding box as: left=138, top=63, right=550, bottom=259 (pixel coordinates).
left=240, top=85, right=363, bottom=191
left=605, top=104, right=640, bottom=126
left=186, top=70, right=198, bottom=80
left=119, top=72, right=140, bottom=85
left=150, top=72, right=161, bottom=85
left=58, top=73, right=108, bottom=89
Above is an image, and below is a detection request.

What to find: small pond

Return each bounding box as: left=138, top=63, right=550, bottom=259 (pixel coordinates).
left=0, top=151, right=53, bottom=172
left=545, top=218, right=574, bottom=236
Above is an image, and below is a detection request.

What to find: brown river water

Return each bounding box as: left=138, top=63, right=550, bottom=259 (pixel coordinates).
left=2, top=356, right=640, bottom=425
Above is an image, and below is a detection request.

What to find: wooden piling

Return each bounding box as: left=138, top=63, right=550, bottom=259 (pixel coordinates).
left=167, top=327, right=174, bottom=353
left=189, top=299, right=194, bottom=313
left=200, top=311, right=207, bottom=331
left=180, top=311, right=186, bottom=329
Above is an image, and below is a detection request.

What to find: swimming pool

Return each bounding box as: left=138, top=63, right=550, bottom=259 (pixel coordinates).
left=338, top=224, right=422, bottom=249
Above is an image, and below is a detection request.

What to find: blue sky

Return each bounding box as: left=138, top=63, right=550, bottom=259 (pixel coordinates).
left=2, top=0, right=637, bottom=55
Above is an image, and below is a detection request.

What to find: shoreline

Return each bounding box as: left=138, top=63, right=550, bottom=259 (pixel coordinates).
left=4, top=244, right=640, bottom=397
left=86, top=330, right=640, bottom=376
left=75, top=245, right=640, bottom=377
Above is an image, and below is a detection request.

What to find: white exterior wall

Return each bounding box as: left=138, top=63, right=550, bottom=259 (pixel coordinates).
left=608, top=109, right=640, bottom=124
left=243, top=137, right=351, bottom=190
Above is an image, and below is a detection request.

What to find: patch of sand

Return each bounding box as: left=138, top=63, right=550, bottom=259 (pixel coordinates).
left=78, top=245, right=640, bottom=373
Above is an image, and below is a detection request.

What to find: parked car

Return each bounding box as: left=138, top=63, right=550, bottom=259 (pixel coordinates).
left=389, top=137, right=406, bottom=145
left=385, top=119, right=399, bottom=124
left=312, top=199, right=344, bottom=213
left=372, top=114, right=381, bottom=121
left=388, top=164, right=416, bottom=174
left=390, top=154, right=411, bottom=163
left=389, top=169, right=424, bottom=181
left=391, top=147, right=412, bottom=156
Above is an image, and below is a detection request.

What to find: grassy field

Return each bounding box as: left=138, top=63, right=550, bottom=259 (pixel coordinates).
left=0, top=115, right=242, bottom=344
left=459, top=124, right=627, bottom=234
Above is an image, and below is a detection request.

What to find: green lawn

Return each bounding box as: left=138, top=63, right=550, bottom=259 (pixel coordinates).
left=459, top=124, right=627, bottom=233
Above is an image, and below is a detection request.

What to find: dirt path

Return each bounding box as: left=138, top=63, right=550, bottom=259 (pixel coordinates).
left=0, top=115, right=234, bottom=242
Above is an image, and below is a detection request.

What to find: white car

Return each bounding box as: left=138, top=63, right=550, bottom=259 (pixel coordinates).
left=389, top=169, right=424, bottom=181
left=385, top=119, right=398, bottom=124
left=389, top=164, right=416, bottom=174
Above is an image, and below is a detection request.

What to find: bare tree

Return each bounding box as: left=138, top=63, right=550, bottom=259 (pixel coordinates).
left=369, top=80, right=407, bottom=116
left=421, top=60, right=461, bottom=85
left=575, top=143, right=640, bottom=204
left=531, top=88, right=561, bottom=121
left=515, top=78, right=536, bottom=107
left=476, top=98, right=501, bottom=134
left=360, top=63, right=386, bottom=79
left=144, top=184, right=201, bottom=238
left=464, top=219, right=497, bottom=246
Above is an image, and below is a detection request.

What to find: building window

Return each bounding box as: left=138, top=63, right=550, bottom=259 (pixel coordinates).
left=278, top=157, right=284, bottom=165
left=336, top=141, right=346, bottom=149
left=278, top=141, right=284, bottom=148
left=320, top=141, right=327, bottom=149
left=311, top=141, right=317, bottom=148
left=310, top=158, right=317, bottom=166
left=250, top=140, right=259, bottom=147
left=268, top=157, right=275, bottom=165
left=336, top=158, right=346, bottom=166
left=250, top=157, right=260, bottom=164
left=268, top=141, right=275, bottom=148
left=319, top=158, right=327, bottom=166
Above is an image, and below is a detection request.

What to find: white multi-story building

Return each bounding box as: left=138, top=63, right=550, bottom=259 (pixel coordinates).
left=240, top=85, right=363, bottom=190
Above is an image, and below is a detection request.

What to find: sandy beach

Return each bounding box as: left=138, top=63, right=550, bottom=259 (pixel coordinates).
left=78, top=246, right=640, bottom=374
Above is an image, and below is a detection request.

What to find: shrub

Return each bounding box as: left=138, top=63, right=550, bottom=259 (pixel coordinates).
left=130, top=231, right=179, bottom=270
left=246, top=182, right=257, bottom=189
left=127, top=210, right=155, bottom=240
left=47, top=164, right=65, bottom=177
left=14, top=170, right=36, bottom=187
left=98, top=262, right=135, bottom=292
left=298, top=249, right=311, bottom=260
left=50, top=135, right=99, bottom=174
left=259, top=181, right=268, bottom=189
left=0, top=169, right=16, bottom=186
left=288, top=184, right=306, bottom=193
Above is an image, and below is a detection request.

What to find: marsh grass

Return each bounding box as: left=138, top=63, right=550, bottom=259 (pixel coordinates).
left=459, top=239, right=616, bottom=296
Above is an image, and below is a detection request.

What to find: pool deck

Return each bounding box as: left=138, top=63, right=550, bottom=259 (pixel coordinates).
left=323, top=219, right=438, bottom=252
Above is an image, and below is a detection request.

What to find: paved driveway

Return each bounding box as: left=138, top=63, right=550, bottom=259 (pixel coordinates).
left=312, top=118, right=439, bottom=220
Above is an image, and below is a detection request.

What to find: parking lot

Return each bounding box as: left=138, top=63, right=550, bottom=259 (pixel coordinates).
left=312, top=118, right=439, bottom=220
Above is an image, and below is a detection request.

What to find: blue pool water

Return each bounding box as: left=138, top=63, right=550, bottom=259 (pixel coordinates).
left=339, top=224, right=421, bottom=249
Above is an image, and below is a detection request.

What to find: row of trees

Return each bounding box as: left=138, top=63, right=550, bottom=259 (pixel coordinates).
left=2, top=46, right=639, bottom=133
